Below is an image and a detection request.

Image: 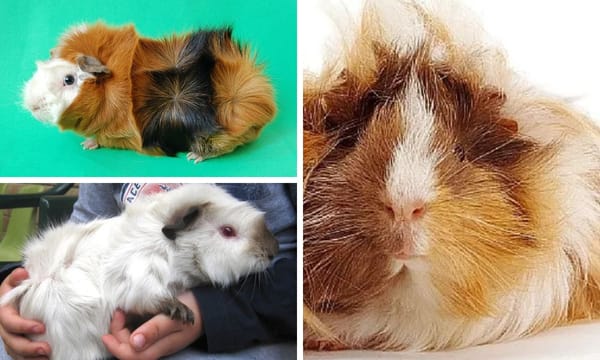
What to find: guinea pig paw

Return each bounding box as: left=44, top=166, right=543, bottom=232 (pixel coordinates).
left=81, top=138, right=99, bottom=150
left=304, top=338, right=349, bottom=351
left=161, top=299, right=195, bottom=325
left=186, top=152, right=204, bottom=164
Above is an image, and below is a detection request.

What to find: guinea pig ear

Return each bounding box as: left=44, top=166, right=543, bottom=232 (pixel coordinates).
left=161, top=204, right=206, bottom=241
left=76, top=55, right=111, bottom=80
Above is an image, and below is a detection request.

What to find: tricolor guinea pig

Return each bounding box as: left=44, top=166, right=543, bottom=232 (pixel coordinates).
left=303, top=0, right=600, bottom=352
left=0, top=184, right=278, bottom=360
left=23, top=23, right=276, bottom=162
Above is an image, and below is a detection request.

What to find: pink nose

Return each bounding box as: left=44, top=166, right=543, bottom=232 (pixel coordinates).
left=385, top=200, right=426, bottom=222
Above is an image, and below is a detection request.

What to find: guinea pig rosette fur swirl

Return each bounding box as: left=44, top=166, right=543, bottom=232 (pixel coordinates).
left=22, top=22, right=276, bottom=162
left=303, top=0, right=600, bottom=352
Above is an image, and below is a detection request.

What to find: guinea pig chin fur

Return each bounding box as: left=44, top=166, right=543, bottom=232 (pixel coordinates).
left=303, top=0, right=600, bottom=352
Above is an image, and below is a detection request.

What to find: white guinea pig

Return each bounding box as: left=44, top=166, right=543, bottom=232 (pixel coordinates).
left=0, top=184, right=278, bottom=360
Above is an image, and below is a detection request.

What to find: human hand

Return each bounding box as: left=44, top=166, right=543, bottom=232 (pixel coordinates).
left=0, top=268, right=50, bottom=360
left=102, top=291, right=203, bottom=360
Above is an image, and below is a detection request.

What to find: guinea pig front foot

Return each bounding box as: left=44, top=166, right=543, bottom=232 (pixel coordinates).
left=186, top=152, right=204, bottom=164
left=81, top=138, right=99, bottom=150
left=158, top=298, right=195, bottom=325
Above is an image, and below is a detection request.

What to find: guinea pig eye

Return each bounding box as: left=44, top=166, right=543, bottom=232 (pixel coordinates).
left=453, top=144, right=466, bottom=162
left=219, top=225, right=237, bottom=238
left=63, top=74, right=76, bottom=86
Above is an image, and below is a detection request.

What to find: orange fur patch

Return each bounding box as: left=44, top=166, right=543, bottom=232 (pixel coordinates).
left=56, top=23, right=143, bottom=151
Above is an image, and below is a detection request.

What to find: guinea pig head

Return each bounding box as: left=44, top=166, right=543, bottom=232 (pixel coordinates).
left=137, top=185, right=279, bottom=287
left=22, top=56, right=109, bottom=124
left=24, top=23, right=142, bottom=149
left=304, top=45, right=554, bottom=319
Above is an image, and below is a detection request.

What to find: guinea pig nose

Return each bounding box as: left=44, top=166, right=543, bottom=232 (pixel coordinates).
left=406, top=201, right=426, bottom=220
left=385, top=200, right=426, bottom=221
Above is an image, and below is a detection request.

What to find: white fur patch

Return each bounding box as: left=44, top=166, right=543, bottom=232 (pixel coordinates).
left=385, top=77, right=437, bottom=216
left=22, top=59, right=84, bottom=124
left=63, top=23, right=88, bottom=38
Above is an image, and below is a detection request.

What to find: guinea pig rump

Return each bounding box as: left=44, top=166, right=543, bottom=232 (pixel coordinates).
left=1, top=267, right=111, bottom=359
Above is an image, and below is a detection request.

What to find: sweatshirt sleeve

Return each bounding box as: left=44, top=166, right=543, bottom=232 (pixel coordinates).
left=191, top=184, right=297, bottom=352
left=70, top=183, right=123, bottom=223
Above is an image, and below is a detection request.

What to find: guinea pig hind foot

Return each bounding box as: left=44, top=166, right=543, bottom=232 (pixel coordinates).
left=186, top=152, right=204, bottom=164
left=81, top=138, right=99, bottom=150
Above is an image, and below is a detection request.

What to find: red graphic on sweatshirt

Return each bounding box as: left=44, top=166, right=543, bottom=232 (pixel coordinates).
left=122, top=183, right=183, bottom=204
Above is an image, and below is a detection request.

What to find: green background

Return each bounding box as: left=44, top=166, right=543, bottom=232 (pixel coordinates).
left=0, top=0, right=297, bottom=177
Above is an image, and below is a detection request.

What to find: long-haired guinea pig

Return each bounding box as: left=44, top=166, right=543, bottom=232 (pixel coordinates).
left=22, top=22, right=276, bottom=162
left=0, top=184, right=278, bottom=360
left=303, top=0, right=600, bottom=352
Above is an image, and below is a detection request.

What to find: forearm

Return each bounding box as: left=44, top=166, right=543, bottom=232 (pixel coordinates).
left=191, top=254, right=297, bottom=353
left=0, top=263, right=21, bottom=283
left=70, top=183, right=122, bottom=223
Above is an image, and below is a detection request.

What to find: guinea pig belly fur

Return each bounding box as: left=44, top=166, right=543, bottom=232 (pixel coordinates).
left=0, top=184, right=278, bottom=360
left=22, top=22, right=276, bottom=161
left=303, top=0, right=600, bottom=352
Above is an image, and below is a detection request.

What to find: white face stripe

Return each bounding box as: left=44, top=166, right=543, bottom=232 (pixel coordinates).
left=385, top=76, right=437, bottom=207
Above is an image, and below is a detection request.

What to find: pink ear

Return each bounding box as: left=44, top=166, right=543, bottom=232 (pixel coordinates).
left=76, top=55, right=111, bottom=80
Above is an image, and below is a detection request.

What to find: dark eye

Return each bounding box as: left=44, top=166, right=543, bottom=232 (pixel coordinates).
left=453, top=144, right=466, bottom=162
left=219, top=225, right=237, bottom=238
left=63, top=74, right=75, bottom=86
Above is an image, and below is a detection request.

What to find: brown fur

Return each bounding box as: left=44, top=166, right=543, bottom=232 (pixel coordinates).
left=304, top=0, right=600, bottom=351
left=55, top=24, right=144, bottom=151
left=202, top=35, right=277, bottom=158
left=131, top=35, right=190, bottom=138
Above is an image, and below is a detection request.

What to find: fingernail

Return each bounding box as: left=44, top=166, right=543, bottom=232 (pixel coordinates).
left=36, top=348, right=46, bottom=355
left=132, top=334, right=145, bottom=350
left=31, top=325, right=43, bottom=333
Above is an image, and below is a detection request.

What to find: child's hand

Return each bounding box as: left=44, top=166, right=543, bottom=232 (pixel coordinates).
left=0, top=268, right=51, bottom=359
left=102, top=291, right=203, bottom=360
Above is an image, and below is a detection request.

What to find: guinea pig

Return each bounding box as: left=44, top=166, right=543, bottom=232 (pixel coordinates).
left=0, top=184, right=278, bottom=360
left=303, top=0, right=600, bottom=352
left=22, top=22, right=277, bottom=162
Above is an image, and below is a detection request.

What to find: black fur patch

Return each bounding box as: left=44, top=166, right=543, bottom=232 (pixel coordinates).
left=140, top=30, right=232, bottom=155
